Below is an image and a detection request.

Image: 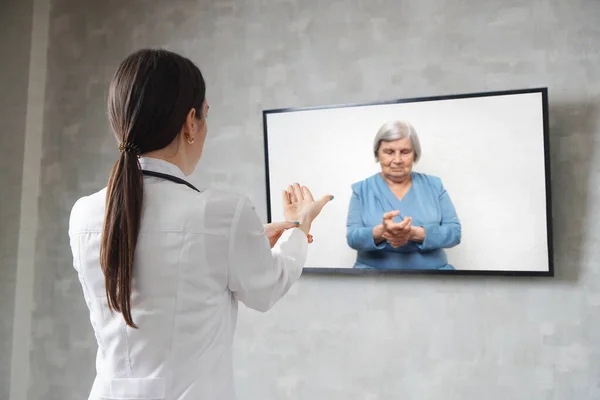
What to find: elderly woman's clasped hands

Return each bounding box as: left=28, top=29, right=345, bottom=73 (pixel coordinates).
left=373, top=210, right=425, bottom=248
left=381, top=211, right=412, bottom=248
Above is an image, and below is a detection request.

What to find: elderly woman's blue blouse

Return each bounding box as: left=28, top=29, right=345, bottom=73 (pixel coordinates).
left=346, top=172, right=461, bottom=270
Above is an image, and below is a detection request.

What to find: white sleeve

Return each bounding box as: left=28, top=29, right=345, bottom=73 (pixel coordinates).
left=227, top=195, right=308, bottom=312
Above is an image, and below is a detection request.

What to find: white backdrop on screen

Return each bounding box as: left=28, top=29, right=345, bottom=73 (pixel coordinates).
left=264, top=92, right=550, bottom=271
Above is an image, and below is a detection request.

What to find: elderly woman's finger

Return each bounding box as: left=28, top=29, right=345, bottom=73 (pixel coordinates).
left=386, top=217, right=409, bottom=232
left=383, top=210, right=400, bottom=221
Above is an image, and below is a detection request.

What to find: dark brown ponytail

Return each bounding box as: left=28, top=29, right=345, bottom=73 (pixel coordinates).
left=100, top=49, right=206, bottom=328
left=101, top=151, right=143, bottom=328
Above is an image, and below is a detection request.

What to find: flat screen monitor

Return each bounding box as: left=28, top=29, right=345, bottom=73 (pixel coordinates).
left=262, top=88, right=553, bottom=276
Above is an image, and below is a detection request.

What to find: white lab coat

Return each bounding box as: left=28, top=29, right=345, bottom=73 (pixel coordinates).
left=68, top=157, right=308, bottom=400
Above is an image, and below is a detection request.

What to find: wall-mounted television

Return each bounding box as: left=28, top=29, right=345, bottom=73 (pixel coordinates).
left=262, top=88, right=553, bottom=277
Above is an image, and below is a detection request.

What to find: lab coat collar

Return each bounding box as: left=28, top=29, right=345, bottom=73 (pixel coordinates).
left=139, top=157, right=187, bottom=180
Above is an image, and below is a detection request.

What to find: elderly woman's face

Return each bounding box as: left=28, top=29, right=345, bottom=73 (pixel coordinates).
left=378, top=138, right=415, bottom=180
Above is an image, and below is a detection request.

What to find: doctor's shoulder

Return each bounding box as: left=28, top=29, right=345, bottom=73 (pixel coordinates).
left=68, top=187, right=108, bottom=237
left=181, top=188, right=258, bottom=231
left=194, top=187, right=251, bottom=210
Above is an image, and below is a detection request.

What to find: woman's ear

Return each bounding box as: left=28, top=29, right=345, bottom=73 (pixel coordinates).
left=184, top=108, right=197, bottom=132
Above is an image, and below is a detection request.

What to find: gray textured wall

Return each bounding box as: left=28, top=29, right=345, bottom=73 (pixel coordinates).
left=0, top=0, right=33, bottom=399
left=17, top=0, right=600, bottom=399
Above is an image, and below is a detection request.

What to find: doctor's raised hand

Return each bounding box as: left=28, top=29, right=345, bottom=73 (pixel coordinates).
left=263, top=183, right=328, bottom=248
left=282, top=183, right=333, bottom=237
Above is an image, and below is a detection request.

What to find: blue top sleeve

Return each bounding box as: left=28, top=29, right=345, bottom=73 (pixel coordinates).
left=346, top=188, right=387, bottom=251
left=415, top=179, right=461, bottom=251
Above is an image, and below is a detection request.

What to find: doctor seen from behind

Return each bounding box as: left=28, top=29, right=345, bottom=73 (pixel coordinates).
left=68, top=48, right=332, bottom=400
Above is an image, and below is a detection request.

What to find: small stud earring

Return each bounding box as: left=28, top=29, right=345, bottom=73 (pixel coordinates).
left=187, top=136, right=195, bottom=144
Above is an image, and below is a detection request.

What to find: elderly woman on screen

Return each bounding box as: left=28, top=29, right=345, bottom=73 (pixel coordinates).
left=346, top=120, right=461, bottom=270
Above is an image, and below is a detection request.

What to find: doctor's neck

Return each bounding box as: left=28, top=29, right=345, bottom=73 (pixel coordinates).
left=143, top=136, right=199, bottom=176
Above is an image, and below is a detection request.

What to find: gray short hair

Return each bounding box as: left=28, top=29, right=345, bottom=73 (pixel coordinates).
left=373, top=120, right=421, bottom=163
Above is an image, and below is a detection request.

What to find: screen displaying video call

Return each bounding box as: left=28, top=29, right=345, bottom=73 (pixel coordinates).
left=263, top=88, right=553, bottom=276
